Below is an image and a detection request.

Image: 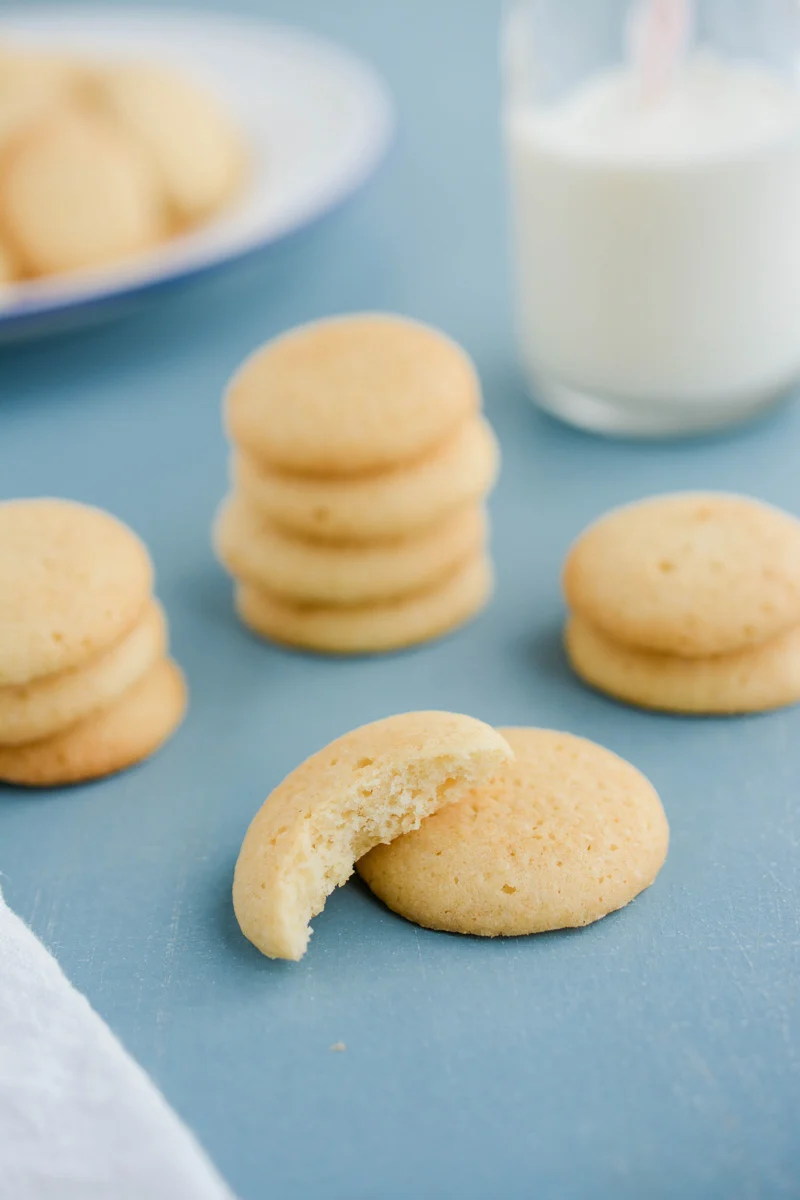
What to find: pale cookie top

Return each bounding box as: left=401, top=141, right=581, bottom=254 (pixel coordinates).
left=0, top=498, right=153, bottom=685
left=225, top=314, right=481, bottom=475
left=357, top=728, right=669, bottom=937
left=563, top=492, right=800, bottom=658
left=232, top=711, right=513, bottom=960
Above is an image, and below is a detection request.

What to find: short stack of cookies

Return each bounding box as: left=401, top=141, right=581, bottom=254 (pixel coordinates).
left=0, top=498, right=186, bottom=786
left=563, top=491, right=800, bottom=714
left=214, top=313, right=500, bottom=654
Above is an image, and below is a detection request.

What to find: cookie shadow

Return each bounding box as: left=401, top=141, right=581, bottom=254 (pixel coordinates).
left=527, top=622, right=573, bottom=684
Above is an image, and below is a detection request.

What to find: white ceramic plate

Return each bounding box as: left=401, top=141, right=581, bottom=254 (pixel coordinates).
left=0, top=6, right=394, bottom=339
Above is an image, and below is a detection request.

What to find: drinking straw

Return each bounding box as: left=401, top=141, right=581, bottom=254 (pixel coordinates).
left=627, top=0, right=693, bottom=102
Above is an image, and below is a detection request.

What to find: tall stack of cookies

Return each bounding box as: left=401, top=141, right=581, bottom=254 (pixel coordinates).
left=0, top=498, right=186, bottom=786
left=563, top=492, right=800, bottom=714
left=214, top=314, right=500, bottom=654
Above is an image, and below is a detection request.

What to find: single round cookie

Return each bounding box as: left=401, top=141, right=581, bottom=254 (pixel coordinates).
left=95, top=63, right=247, bottom=224
left=357, top=727, right=669, bottom=937
left=0, top=600, right=166, bottom=745
left=233, top=416, right=500, bottom=543
left=225, top=314, right=482, bottom=476
left=565, top=614, right=800, bottom=714
left=233, top=712, right=514, bottom=960
left=235, top=552, right=493, bottom=655
left=2, top=109, right=164, bottom=276
left=563, top=492, right=800, bottom=658
left=0, top=657, right=186, bottom=787
left=0, top=498, right=154, bottom=686
left=214, top=494, right=486, bottom=606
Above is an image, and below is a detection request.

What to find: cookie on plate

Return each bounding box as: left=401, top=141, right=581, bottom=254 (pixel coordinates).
left=357, top=728, right=668, bottom=937
left=2, top=109, right=165, bottom=276
left=0, top=657, right=186, bottom=787
left=563, top=492, right=800, bottom=659
left=233, top=711, right=514, bottom=960
left=565, top=615, right=800, bottom=715
left=225, top=314, right=482, bottom=476
left=0, top=239, right=15, bottom=285
left=232, top=415, right=500, bottom=543
left=235, top=552, right=493, bottom=655
left=214, top=494, right=486, bottom=605
left=95, top=62, right=247, bottom=224
left=0, top=46, right=83, bottom=152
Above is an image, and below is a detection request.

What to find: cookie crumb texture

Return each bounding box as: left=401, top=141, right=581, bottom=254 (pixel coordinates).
left=232, top=712, right=514, bottom=961
left=357, top=728, right=668, bottom=938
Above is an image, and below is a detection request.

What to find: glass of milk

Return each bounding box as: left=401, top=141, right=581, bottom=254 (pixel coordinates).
left=504, top=0, right=800, bottom=436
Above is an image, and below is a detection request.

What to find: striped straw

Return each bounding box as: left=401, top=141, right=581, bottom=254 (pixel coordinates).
left=627, top=0, right=693, bottom=103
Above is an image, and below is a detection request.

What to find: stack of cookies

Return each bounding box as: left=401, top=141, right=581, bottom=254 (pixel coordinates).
left=563, top=492, right=800, bottom=714
left=0, top=498, right=187, bottom=786
left=214, top=314, right=500, bottom=654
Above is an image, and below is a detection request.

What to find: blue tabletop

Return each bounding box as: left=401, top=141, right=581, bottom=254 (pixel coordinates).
left=1, top=2, right=799, bottom=1197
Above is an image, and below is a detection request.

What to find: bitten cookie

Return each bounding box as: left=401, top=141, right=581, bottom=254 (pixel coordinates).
left=2, top=109, right=164, bottom=275
left=233, top=416, right=499, bottom=543
left=0, top=600, right=166, bottom=745
left=225, top=314, right=481, bottom=475
left=0, top=498, right=153, bottom=686
left=214, top=494, right=486, bottom=605
left=357, top=728, right=668, bottom=937
left=0, top=657, right=186, bottom=787
left=235, top=552, right=493, bottom=655
left=233, top=712, right=514, bottom=960
left=563, top=492, right=800, bottom=658
left=565, top=615, right=800, bottom=715
left=95, top=63, right=247, bottom=224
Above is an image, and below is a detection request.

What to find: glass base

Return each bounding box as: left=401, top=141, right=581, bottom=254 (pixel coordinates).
left=527, top=370, right=791, bottom=438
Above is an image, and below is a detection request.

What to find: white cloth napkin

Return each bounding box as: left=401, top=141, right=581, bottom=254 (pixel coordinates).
left=0, top=888, right=236, bottom=1200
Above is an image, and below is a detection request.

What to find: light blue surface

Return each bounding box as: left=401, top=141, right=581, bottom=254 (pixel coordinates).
left=0, top=2, right=798, bottom=1198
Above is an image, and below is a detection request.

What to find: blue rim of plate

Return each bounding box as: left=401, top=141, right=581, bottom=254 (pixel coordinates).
left=0, top=7, right=396, bottom=338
